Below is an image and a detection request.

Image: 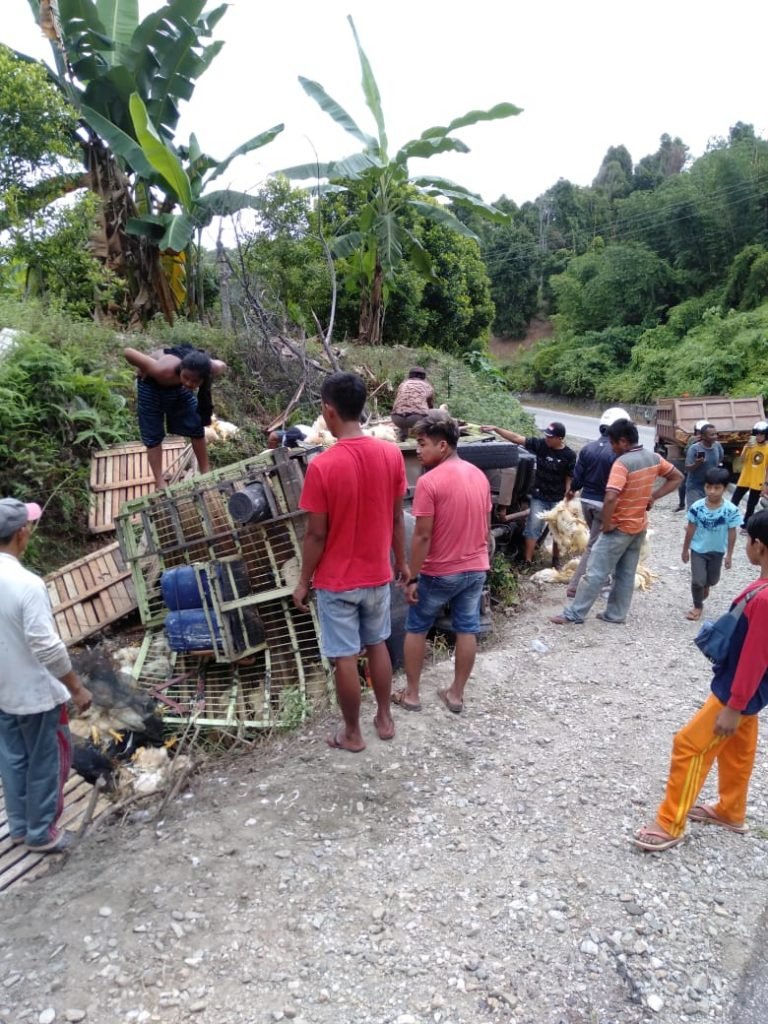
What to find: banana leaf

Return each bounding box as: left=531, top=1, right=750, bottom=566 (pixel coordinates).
left=80, top=103, right=156, bottom=179
left=347, top=17, right=388, bottom=157
left=206, top=125, right=285, bottom=184
left=407, top=200, right=478, bottom=239
left=129, top=93, right=192, bottom=209
left=420, top=102, right=523, bottom=140
left=298, top=76, right=378, bottom=152
left=396, top=137, right=471, bottom=164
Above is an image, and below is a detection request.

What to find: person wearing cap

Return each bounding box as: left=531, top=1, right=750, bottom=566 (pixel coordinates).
left=684, top=423, right=724, bottom=509
left=551, top=419, right=682, bottom=626
left=564, top=407, right=629, bottom=597
left=391, top=367, right=435, bottom=442
left=731, top=422, right=768, bottom=528
left=482, top=420, right=576, bottom=565
left=0, top=499, right=92, bottom=854
left=267, top=425, right=311, bottom=449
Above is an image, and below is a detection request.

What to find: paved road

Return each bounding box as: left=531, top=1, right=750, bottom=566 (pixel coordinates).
left=522, top=404, right=656, bottom=448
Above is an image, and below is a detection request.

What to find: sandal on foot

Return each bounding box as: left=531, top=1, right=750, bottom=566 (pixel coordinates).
left=685, top=609, right=702, bottom=621
left=391, top=690, right=421, bottom=712
left=632, top=825, right=684, bottom=852
left=687, top=804, right=747, bottom=833
left=437, top=689, right=463, bottom=714
left=326, top=731, right=365, bottom=753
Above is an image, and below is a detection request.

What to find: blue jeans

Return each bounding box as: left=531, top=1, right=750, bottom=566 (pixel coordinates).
left=0, top=704, right=71, bottom=847
left=406, top=570, right=487, bottom=634
left=562, top=528, right=645, bottom=623
left=524, top=498, right=557, bottom=541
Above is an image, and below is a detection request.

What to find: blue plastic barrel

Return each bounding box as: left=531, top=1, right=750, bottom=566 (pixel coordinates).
left=164, top=609, right=221, bottom=652
left=161, top=566, right=211, bottom=610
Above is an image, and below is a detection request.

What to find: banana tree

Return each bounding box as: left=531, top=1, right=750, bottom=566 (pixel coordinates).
left=282, top=16, right=521, bottom=344
left=20, top=0, right=283, bottom=323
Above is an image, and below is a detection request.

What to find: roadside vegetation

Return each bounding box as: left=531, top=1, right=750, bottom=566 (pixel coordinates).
left=3, top=4, right=768, bottom=570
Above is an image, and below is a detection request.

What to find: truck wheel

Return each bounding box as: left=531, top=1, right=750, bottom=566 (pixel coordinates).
left=457, top=440, right=521, bottom=470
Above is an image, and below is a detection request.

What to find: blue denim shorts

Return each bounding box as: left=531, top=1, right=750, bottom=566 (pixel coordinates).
left=406, top=571, right=486, bottom=635
left=523, top=497, right=557, bottom=540
left=316, top=585, right=391, bottom=658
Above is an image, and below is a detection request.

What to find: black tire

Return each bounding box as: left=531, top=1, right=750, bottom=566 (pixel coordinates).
left=456, top=439, right=522, bottom=470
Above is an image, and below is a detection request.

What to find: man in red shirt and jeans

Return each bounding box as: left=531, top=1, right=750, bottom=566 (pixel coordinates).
left=292, top=373, right=409, bottom=752
left=396, top=410, right=491, bottom=714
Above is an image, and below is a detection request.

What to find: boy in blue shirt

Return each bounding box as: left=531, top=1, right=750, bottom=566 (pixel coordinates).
left=682, top=467, right=741, bottom=621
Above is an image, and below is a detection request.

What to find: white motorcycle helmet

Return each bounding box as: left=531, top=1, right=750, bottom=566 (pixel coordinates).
left=753, top=421, right=768, bottom=434
left=599, top=407, right=630, bottom=435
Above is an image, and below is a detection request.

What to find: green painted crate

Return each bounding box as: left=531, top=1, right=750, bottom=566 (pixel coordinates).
left=115, top=448, right=333, bottom=731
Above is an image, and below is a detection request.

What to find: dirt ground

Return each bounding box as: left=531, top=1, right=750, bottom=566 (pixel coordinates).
left=489, top=318, right=554, bottom=365
left=2, top=491, right=768, bottom=1024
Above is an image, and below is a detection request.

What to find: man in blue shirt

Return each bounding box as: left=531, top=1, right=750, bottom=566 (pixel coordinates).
left=685, top=424, right=724, bottom=508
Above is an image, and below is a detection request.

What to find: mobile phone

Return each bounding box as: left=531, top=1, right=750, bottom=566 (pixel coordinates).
left=696, top=451, right=706, bottom=460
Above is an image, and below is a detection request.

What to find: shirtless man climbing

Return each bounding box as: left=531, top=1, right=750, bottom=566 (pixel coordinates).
left=123, top=346, right=227, bottom=489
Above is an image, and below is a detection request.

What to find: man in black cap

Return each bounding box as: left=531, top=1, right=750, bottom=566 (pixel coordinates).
left=482, top=420, right=576, bottom=565
left=391, top=367, right=435, bottom=442
left=0, top=499, right=92, bottom=853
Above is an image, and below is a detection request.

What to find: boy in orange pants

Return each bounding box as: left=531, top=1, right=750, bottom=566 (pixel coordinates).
left=634, top=509, right=768, bottom=851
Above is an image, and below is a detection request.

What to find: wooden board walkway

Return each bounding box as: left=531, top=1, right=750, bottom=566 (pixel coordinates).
left=0, top=775, right=112, bottom=893
left=89, top=438, right=194, bottom=534
left=44, top=541, right=136, bottom=646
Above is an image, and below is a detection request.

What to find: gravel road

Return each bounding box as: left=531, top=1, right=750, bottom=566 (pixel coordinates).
left=2, top=489, right=767, bottom=1024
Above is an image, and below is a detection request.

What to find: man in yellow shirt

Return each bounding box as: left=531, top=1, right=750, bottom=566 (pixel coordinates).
left=731, top=422, right=768, bottom=528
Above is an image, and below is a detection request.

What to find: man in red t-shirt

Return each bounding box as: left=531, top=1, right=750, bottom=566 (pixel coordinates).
left=395, top=411, right=491, bottom=714
left=292, top=373, right=409, bottom=752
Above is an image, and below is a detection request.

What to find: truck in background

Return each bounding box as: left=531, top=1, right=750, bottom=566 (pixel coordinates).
left=654, top=395, right=766, bottom=477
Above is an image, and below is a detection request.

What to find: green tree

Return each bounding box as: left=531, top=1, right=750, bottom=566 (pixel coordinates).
left=483, top=221, right=540, bottom=337
left=551, top=241, right=675, bottom=333
left=593, top=144, right=633, bottom=201
left=0, top=44, right=80, bottom=228
left=633, top=134, right=688, bottom=191
left=18, top=0, right=283, bottom=322
left=282, top=16, right=519, bottom=344
left=1, top=194, right=120, bottom=317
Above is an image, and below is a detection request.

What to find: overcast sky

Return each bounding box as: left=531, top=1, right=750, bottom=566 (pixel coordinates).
left=4, top=1, right=767, bottom=208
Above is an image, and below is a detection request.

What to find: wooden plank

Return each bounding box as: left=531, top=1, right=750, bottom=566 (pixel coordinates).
left=45, top=544, right=137, bottom=646
left=0, top=776, right=112, bottom=893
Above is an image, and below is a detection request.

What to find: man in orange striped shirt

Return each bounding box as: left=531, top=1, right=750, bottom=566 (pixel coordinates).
left=551, top=419, right=682, bottom=625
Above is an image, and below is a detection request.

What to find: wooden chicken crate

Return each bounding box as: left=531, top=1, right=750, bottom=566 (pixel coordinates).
left=89, top=437, right=194, bottom=534
left=45, top=542, right=137, bottom=646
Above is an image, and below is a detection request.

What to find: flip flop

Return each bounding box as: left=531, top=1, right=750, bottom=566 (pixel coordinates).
left=391, top=690, right=421, bottom=712
left=632, top=825, right=685, bottom=852
left=437, top=688, right=463, bottom=714
left=687, top=804, right=748, bottom=833
left=326, top=731, right=365, bottom=753
left=685, top=609, right=702, bottom=621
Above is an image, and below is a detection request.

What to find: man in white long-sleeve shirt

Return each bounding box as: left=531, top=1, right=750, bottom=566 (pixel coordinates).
left=0, top=499, right=92, bottom=853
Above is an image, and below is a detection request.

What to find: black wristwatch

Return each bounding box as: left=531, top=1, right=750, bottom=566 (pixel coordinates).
left=407, top=577, right=419, bottom=585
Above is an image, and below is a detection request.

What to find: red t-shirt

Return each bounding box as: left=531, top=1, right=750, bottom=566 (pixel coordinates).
left=412, top=457, right=491, bottom=575
left=299, top=436, right=407, bottom=591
